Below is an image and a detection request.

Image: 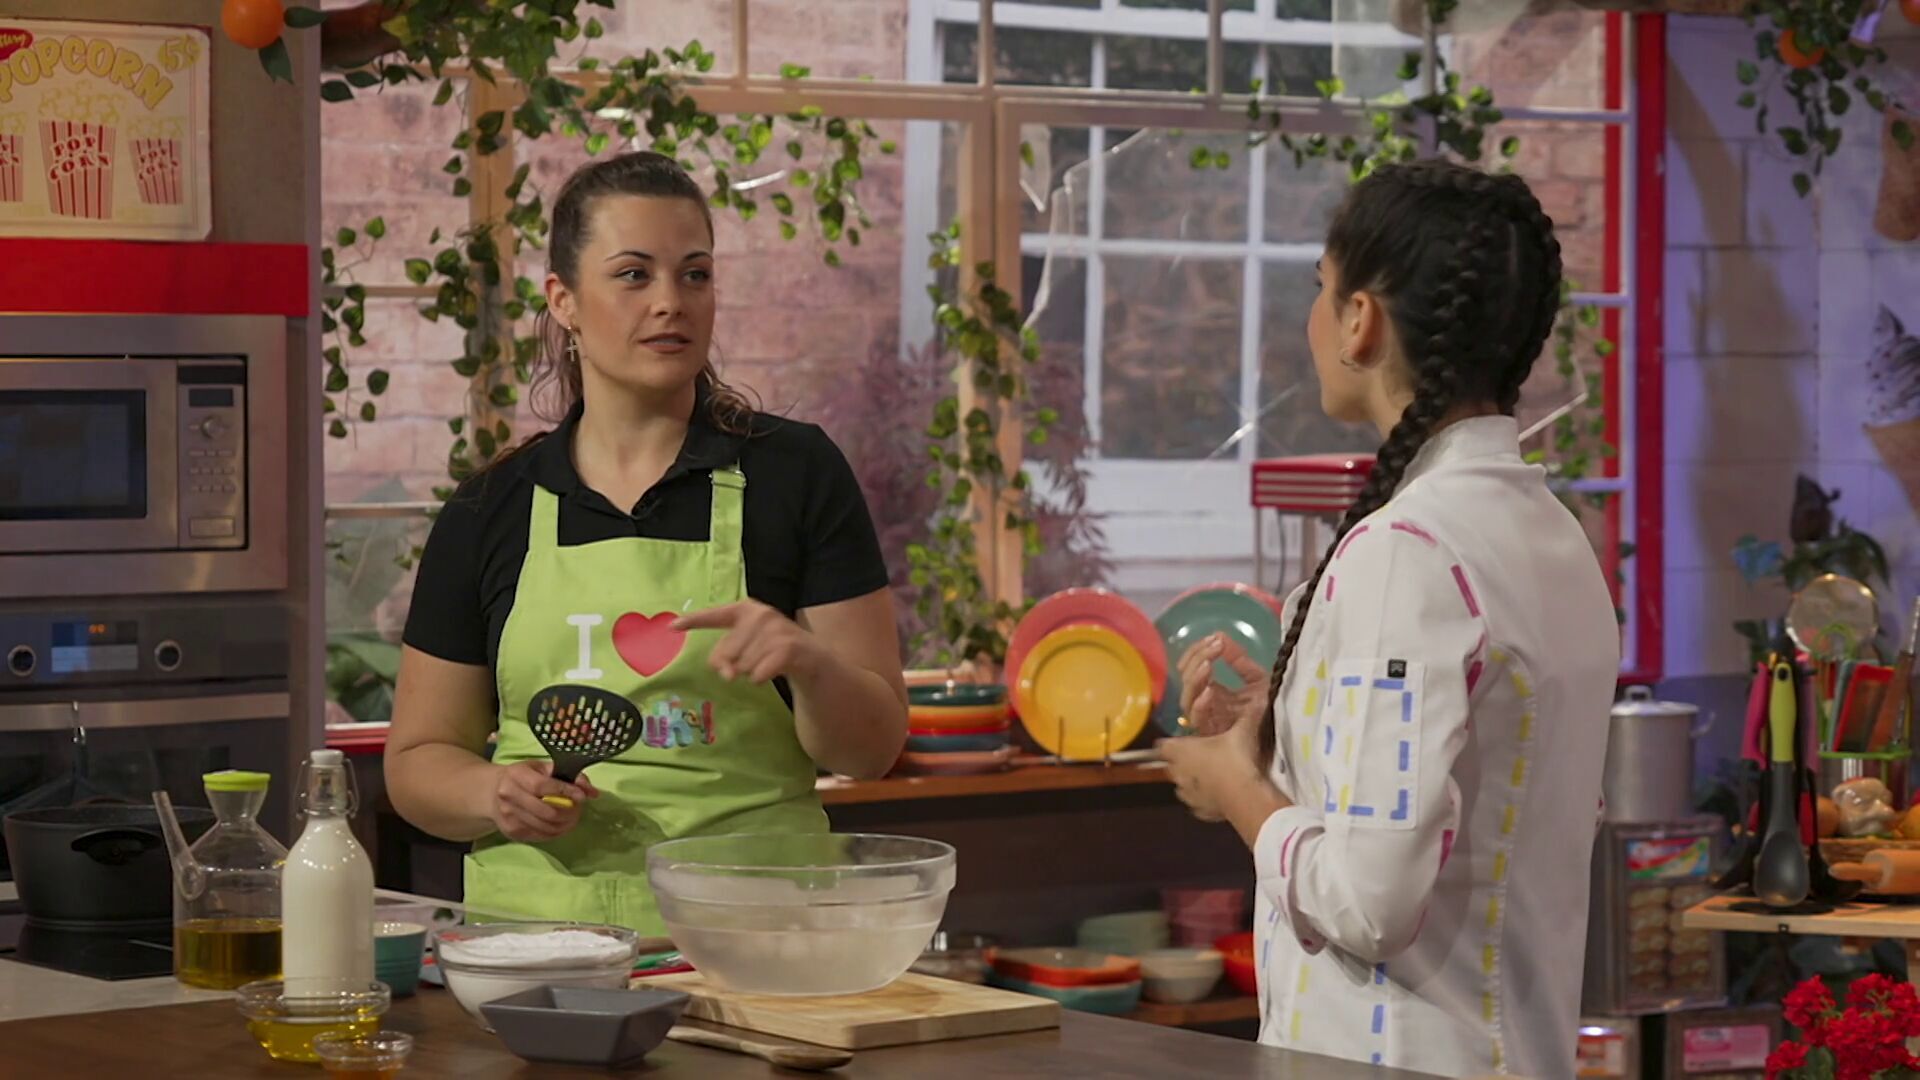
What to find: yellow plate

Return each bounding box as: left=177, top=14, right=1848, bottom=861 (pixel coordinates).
left=1015, top=625, right=1152, bottom=761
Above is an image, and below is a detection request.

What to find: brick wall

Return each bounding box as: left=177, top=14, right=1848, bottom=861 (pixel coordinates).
left=319, top=0, right=911, bottom=507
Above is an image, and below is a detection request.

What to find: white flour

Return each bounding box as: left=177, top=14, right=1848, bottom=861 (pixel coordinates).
left=438, top=929, right=631, bottom=970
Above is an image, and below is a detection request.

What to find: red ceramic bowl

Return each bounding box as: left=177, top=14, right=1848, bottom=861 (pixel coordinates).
left=1214, top=932, right=1257, bottom=996
left=985, top=947, right=1141, bottom=988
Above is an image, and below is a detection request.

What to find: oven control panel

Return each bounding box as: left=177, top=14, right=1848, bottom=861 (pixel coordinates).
left=0, top=598, right=289, bottom=691
left=176, top=364, right=248, bottom=549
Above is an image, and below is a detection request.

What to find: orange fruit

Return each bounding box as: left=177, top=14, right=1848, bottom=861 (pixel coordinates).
left=1776, top=29, right=1825, bottom=70
left=221, top=0, right=285, bottom=50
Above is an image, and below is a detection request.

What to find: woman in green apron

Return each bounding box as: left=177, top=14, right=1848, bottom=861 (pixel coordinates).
left=385, top=151, right=908, bottom=935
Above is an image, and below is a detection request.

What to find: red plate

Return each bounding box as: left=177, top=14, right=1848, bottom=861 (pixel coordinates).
left=908, top=721, right=1010, bottom=737
left=1005, top=589, right=1167, bottom=708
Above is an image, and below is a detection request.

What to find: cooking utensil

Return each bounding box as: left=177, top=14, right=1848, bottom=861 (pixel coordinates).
left=526, top=683, right=644, bottom=808
left=3, top=803, right=214, bottom=927
left=1787, top=575, right=1881, bottom=708
left=1866, top=596, right=1920, bottom=752
left=668, top=1023, right=852, bottom=1070
left=1004, top=589, right=1168, bottom=709
left=1150, top=585, right=1284, bottom=737
left=1713, top=663, right=1774, bottom=892
left=1835, top=665, right=1896, bottom=753
left=1754, top=658, right=1811, bottom=908
left=1827, top=848, right=1920, bottom=895
left=1014, top=625, right=1154, bottom=760
left=648, top=970, right=1059, bottom=1050
left=1602, top=688, right=1711, bottom=822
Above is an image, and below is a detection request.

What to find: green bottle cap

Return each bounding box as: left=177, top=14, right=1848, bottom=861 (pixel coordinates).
left=202, top=769, right=271, bottom=793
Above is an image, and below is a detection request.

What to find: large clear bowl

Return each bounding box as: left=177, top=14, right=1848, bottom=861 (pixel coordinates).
left=646, top=833, right=956, bottom=996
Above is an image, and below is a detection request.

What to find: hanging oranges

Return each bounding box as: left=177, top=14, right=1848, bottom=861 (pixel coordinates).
left=221, top=0, right=286, bottom=51
left=1775, top=29, right=1826, bottom=70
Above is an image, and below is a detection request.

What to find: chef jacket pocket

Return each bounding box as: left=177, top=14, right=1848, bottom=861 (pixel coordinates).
left=1321, top=658, right=1426, bottom=833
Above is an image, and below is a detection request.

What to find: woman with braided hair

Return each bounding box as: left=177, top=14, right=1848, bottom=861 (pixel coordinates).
left=1159, top=159, right=1619, bottom=1076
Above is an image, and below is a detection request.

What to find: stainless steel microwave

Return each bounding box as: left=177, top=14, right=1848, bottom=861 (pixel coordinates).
left=0, top=315, right=288, bottom=598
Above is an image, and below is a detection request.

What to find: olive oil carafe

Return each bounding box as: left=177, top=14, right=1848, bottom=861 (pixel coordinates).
left=154, top=771, right=288, bottom=990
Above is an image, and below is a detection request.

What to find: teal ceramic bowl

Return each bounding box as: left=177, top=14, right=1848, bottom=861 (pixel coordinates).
left=905, top=731, right=1009, bottom=753
left=375, top=921, right=427, bottom=997
left=909, top=684, right=1008, bottom=708
left=987, top=970, right=1142, bottom=1015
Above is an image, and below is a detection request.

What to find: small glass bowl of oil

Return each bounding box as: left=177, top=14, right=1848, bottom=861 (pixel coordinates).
left=314, top=1030, right=414, bottom=1079
left=235, top=980, right=391, bottom=1063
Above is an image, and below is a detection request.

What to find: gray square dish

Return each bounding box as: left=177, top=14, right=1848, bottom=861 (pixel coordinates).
left=481, top=985, right=691, bottom=1067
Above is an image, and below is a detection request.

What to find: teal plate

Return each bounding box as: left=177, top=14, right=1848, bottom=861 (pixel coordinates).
left=906, top=731, right=1010, bottom=753
left=1152, top=586, right=1284, bottom=737
left=909, top=684, right=1008, bottom=708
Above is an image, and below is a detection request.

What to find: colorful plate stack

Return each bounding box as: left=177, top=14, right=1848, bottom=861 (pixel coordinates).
left=1008, top=589, right=1168, bottom=761
left=1075, top=910, right=1170, bottom=957
left=985, top=948, right=1142, bottom=1015
left=898, top=684, right=1016, bottom=776
left=1148, top=583, right=1285, bottom=738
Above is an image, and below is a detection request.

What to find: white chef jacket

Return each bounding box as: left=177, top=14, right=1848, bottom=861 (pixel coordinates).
left=1252, top=416, right=1619, bottom=1079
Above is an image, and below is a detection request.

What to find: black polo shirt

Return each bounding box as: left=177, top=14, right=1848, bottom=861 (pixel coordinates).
left=401, top=398, right=889, bottom=673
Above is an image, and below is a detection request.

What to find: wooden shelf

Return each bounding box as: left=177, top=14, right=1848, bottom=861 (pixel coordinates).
left=816, top=762, right=1170, bottom=806
left=1126, top=993, right=1260, bottom=1028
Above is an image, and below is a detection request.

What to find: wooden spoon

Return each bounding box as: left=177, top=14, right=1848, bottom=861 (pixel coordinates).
left=667, top=1024, right=852, bottom=1071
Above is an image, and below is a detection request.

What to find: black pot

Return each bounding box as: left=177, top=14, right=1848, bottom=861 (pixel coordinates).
left=3, top=804, right=215, bottom=927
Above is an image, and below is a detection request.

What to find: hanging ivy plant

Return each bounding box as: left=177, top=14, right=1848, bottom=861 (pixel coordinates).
left=1735, top=0, right=1910, bottom=197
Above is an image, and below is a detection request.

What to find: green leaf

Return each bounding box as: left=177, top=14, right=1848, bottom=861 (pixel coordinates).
left=1020, top=141, right=1035, bottom=167
left=1736, top=60, right=1759, bottom=86
left=1778, top=127, right=1809, bottom=155
left=346, top=69, right=381, bottom=89
left=329, top=419, right=349, bottom=439
left=404, top=258, right=432, bottom=284
left=1737, top=90, right=1757, bottom=108
left=284, top=5, right=327, bottom=28
left=489, top=384, right=518, bottom=407
left=1829, top=85, right=1851, bottom=116
left=448, top=417, right=465, bottom=436
left=365, top=217, right=386, bottom=240
left=318, top=78, right=353, bottom=102
left=584, top=18, right=604, bottom=39
left=1500, top=136, right=1520, bottom=157
left=367, top=369, right=389, bottom=395
left=452, top=178, right=472, bottom=197
left=1896, top=120, right=1915, bottom=151
left=586, top=132, right=610, bottom=155
left=779, top=62, right=811, bottom=80
left=1792, top=172, right=1812, bottom=197
left=433, top=79, right=455, bottom=107
left=1189, top=146, right=1210, bottom=169
left=359, top=401, right=377, bottom=422
left=261, top=38, right=295, bottom=84
left=325, top=366, right=349, bottom=393
left=779, top=221, right=797, bottom=241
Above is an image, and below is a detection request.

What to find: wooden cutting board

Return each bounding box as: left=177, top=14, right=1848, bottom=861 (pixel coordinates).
left=642, top=972, right=1061, bottom=1050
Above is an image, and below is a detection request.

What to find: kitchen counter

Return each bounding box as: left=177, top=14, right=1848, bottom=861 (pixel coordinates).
left=0, top=979, right=1445, bottom=1078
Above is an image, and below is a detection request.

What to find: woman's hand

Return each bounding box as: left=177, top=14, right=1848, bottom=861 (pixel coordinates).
left=489, top=761, right=599, bottom=842
left=1159, top=709, right=1291, bottom=845
left=1178, top=633, right=1272, bottom=736
left=675, top=601, right=825, bottom=684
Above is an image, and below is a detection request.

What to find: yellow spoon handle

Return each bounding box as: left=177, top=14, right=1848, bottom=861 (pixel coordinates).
left=1768, top=659, right=1798, bottom=765
left=541, top=794, right=575, bottom=809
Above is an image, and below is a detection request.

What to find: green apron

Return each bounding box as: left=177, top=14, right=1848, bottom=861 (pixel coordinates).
left=465, top=465, right=828, bottom=935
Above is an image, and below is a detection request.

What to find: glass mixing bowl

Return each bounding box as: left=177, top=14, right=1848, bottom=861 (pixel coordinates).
left=646, top=833, right=956, bottom=996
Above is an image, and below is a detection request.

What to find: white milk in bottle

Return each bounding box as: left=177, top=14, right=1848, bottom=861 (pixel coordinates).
left=280, top=749, right=373, bottom=993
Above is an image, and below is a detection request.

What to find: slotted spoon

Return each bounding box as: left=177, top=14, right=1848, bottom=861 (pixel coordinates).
left=526, top=683, right=643, bottom=808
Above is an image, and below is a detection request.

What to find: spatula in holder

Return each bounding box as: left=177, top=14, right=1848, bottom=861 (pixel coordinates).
left=526, top=684, right=644, bottom=809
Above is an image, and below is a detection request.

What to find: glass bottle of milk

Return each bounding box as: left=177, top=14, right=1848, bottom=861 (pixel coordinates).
left=281, top=749, right=373, bottom=994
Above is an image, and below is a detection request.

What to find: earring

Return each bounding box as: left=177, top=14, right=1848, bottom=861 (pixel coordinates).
left=1338, top=347, right=1361, bottom=371
left=565, top=326, right=581, bottom=364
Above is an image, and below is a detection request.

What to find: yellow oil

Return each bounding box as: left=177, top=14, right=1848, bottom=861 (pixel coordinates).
left=174, top=917, right=282, bottom=990
left=247, top=1016, right=379, bottom=1063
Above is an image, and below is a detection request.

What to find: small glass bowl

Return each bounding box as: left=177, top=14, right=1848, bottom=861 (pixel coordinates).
left=314, top=1030, right=415, bottom=1075
left=234, top=979, right=391, bottom=1063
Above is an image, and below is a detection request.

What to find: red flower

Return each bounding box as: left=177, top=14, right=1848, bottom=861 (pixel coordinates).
left=1846, top=974, right=1900, bottom=1011
left=1785, top=976, right=1838, bottom=1036
left=1765, top=1040, right=1808, bottom=1079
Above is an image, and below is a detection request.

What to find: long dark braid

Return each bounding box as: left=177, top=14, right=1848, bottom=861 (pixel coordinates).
left=1256, top=162, right=1563, bottom=766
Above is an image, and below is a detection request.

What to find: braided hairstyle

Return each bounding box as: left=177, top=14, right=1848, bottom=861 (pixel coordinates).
left=1256, top=160, right=1563, bottom=766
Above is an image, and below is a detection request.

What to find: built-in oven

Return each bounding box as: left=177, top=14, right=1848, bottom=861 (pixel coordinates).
left=0, top=594, right=294, bottom=880
left=0, top=314, right=288, bottom=598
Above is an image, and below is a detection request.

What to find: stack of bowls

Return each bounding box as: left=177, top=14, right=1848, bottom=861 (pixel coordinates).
left=1139, top=948, right=1224, bottom=1004
left=898, top=684, right=1015, bottom=776
left=1075, top=910, right=1170, bottom=957
left=374, top=921, right=427, bottom=997
left=1163, top=887, right=1248, bottom=948
left=985, top=947, right=1142, bottom=1015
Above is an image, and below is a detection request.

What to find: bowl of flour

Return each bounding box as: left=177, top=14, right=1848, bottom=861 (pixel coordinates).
left=431, top=923, right=639, bottom=1027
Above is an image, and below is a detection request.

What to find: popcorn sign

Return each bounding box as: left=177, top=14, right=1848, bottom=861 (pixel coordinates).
left=0, top=19, right=208, bottom=240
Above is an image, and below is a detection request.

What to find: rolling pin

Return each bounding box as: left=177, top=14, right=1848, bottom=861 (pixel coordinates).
left=1828, top=849, right=1920, bottom=894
